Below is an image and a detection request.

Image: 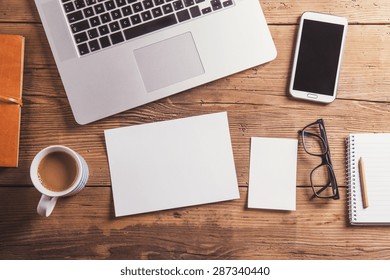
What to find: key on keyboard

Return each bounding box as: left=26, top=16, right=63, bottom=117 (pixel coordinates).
left=61, top=0, right=235, bottom=56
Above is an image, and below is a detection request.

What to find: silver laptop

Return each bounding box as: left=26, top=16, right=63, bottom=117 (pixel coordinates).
left=35, top=0, right=277, bottom=124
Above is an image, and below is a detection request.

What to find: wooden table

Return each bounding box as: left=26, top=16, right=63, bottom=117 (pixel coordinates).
left=1, top=0, right=390, bottom=260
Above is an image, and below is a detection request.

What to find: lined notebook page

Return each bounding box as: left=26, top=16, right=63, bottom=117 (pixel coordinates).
left=348, top=133, right=390, bottom=225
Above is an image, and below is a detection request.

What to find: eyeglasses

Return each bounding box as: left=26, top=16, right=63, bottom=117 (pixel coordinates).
left=298, top=119, right=340, bottom=199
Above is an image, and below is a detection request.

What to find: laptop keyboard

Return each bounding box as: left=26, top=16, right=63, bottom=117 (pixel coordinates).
left=61, top=0, right=235, bottom=56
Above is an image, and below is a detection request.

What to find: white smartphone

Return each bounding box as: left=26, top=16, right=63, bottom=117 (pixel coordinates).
left=289, top=12, right=348, bottom=103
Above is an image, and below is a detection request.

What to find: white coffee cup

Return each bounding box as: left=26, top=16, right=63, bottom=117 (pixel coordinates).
left=30, top=145, right=89, bottom=217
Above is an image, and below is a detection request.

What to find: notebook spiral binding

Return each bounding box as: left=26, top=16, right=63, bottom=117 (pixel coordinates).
left=346, top=135, right=357, bottom=224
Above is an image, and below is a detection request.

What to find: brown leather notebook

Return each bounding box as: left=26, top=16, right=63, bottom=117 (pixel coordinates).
left=0, top=35, right=25, bottom=167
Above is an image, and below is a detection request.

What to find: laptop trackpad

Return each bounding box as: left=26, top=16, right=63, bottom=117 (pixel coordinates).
left=134, top=32, right=205, bottom=93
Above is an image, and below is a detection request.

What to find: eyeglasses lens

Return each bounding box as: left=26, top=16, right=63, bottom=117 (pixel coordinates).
left=311, top=164, right=336, bottom=198
left=302, top=125, right=327, bottom=156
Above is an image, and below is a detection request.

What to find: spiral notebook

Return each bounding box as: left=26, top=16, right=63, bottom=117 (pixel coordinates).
left=347, top=133, right=390, bottom=225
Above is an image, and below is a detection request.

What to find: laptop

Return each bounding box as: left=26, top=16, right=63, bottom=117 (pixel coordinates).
left=35, top=0, right=277, bottom=124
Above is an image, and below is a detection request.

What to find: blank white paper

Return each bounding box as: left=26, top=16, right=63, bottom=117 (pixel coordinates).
left=248, top=137, right=297, bottom=211
left=104, top=112, right=239, bottom=217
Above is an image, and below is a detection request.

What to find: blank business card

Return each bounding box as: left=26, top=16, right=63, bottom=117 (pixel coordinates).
left=248, top=137, right=297, bottom=211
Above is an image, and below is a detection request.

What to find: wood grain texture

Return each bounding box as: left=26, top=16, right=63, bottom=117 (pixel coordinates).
left=2, top=94, right=390, bottom=187
left=0, top=24, right=390, bottom=103
left=2, top=187, right=390, bottom=260
left=1, top=0, right=390, bottom=260
left=1, top=24, right=389, bottom=101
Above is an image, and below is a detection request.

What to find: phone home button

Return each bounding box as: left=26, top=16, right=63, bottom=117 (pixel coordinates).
left=307, top=93, right=318, bottom=99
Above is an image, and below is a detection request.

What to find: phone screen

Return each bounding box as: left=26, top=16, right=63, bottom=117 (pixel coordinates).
left=293, top=19, right=345, bottom=96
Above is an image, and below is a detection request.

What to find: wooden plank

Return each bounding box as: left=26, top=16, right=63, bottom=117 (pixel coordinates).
left=0, top=187, right=389, bottom=259
left=0, top=1, right=41, bottom=23
left=1, top=93, right=390, bottom=187
left=0, top=23, right=389, bottom=102
left=262, top=0, right=390, bottom=24
left=2, top=0, right=390, bottom=24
